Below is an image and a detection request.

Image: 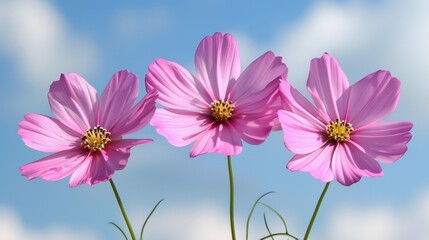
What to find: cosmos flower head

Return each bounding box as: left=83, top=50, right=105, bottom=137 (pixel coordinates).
left=145, top=32, right=287, bottom=157
left=19, top=70, right=157, bottom=187
left=278, top=53, right=413, bottom=186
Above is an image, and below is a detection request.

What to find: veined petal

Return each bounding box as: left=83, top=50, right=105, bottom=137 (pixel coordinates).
left=271, top=118, right=282, bottom=131
left=109, top=138, right=153, bottom=148
left=20, top=148, right=86, bottom=181
left=352, top=121, right=413, bottom=163
left=110, top=88, right=157, bottom=136
left=232, top=51, right=287, bottom=102
left=331, top=144, right=361, bottom=186
left=190, top=124, right=242, bottom=157
left=224, top=81, right=282, bottom=144
left=234, top=78, right=280, bottom=114
left=286, top=144, right=335, bottom=182
left=232, top=114, right=273, bottom=145
left=151, top=108, right=212, bottom=147
left=18, top=114, right=80, bottom=152
left=69, top=153, right=113, bottom=187
left=278, top=110, right=327, bottom=154
left=230, top=75, right=283, bottom=135
left=194, top=32, right=241, bottom=100
left=102, top=148, right=129, bottom=171
left=338, top=70, right=401, bottom=128
left=145, top=59, right=211, bottom=110
left=48, top=73, right=98, bottom=133
left=102, top=139, right=151, bottom=171
left=306, top=53, right=349, bottom=119
left=279, top=80, right=328, bottom=125
left=99, top=70, right=139, bottom=130
left=331, top=144, right=383, bottom=186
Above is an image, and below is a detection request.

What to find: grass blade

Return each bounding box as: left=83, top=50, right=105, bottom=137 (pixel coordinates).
left=263, top=213, right=274, bottom=240
left=140, top=199, right=164, bottom=240
left=109, top=222, right=129, bottom=240
left=246, top=191, right=275, bottom=240
left=258, top=202, right=288, bottom=233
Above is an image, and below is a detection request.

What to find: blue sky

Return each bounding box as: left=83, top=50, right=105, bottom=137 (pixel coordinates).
left=1, top=0, right=428, bottom=239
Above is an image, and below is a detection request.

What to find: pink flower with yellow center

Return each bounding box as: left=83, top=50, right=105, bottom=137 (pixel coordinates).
left=145, top=32, right=287, bottom=157
left=278, top=53, right=413, bottom=186
left=19, top=70, right=157, bottom=187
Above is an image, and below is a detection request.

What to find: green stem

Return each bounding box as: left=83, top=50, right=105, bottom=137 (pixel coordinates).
left=303, top=182, right=330, bottom=240
left=227, top=155, right=237, bottom=240
left=109, top=178, right=136, bottom=240
left=260, top=232, right=299, bottom=240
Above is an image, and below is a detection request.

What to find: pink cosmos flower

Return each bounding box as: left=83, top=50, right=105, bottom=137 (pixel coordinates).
left=19, top=70, right=157, bottom=187
left=278, top=53, right=413, bottom=186
left=145, top=32, right=287, bottom=157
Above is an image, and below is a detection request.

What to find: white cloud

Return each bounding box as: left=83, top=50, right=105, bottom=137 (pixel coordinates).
left=0, top=0, right=99, bottom=115
left=0, top=206, right=99, bottom=240
left=236, top=0, right=429, bottom=123
left=129, top=204, right=232, bottom=240
left=274, top=1, right=371, bottom=85
left=324, top=189, right=429, bottom=240
left=112, top=7, right=172, bottom=43
left=0, top=0, right=99, bottom=87
left=126, top=136, right=182, bottom=169
left=0, top=0, right=98, bottom=86
left=234, top=33, right=267, bottom=69
left=326, top=205, right=398, bottom=240
left=128, top=203, right=293, bottom=240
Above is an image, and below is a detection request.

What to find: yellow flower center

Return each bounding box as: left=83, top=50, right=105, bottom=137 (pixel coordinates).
left=326, top=119, right=354, bottom=142
left=210, top=99, right=234, bottom=122
left=81, top=125, right=111, bottom=152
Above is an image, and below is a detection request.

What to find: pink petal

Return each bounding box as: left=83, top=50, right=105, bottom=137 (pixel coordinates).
left=20, top=148, right=86, bottom=181
left=231, top=80, right=282, bottom=138
left=279, top=80, right=328, bottom=127
left=194, top=32, right=241, bottom=100
left=68, top=153, right=113, bottom=187
left=109, top=88, right=157, bottom=136
left=306, top=53, right=349, bottom=120
left=48, top=73, right=98, bottom=133
left=231, top=51, right=287, bottom=103
left=190, top=124, right=242, bottom=157
left=234, top=78, right=280, bottom=114
left=102, top=139, right=151, bottom=171
left=67, top=139, right=151, bottom=187
left=268, top=83, right=283, bottom=131
left=232, top=114, right=273, bottom=145
left=286, top=144, right=335, bottom=182
left=331, top=144, right=383, bottom=186
left=18, top=114, right=80, bottom=152
left=352, top=121, right=413, bottom=163
left=271, top=118, right=282, bottom=131
left=278, top=110, right=327, bottom=155
left=330, top=144, right=361, bottom=186
left=102, top=148, right=129, bottom=171
left=150, top=108, right=212, bottom=147
left=145, top=59, right=211, bottom=110
left=109, top=139, right=153, bottom=148
left=99, top=70, right=139, bottom=130
left=338, top=70, right=401, bottom=128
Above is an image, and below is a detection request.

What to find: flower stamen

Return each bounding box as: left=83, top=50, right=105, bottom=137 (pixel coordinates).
left=210, top=99, right=234, bottom=122
left=81, top=125, right=111, bottom=152
left=326, top=119, right=353, bottom=142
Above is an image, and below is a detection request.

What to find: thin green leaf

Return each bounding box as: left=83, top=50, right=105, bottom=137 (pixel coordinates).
left=258, top=202, right=299, bottom=239
left=109, top=222, right=129, bottom=240
left=263, top=213, right=274, bottom=240
left=140, top=199, right=164, bottom=240
left=246, top=191, right=275, bottom=240
left=258, top=202, right=288, bottom=233
left=260, top=232, right=299, bottom=240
